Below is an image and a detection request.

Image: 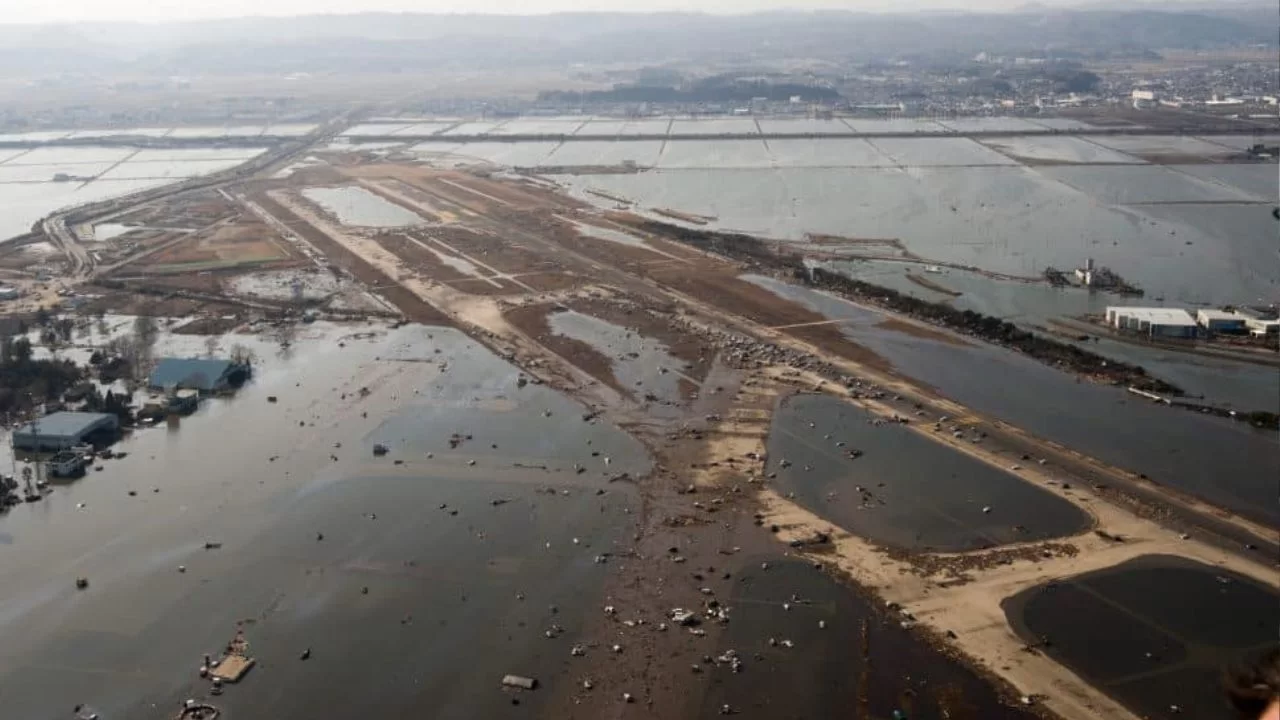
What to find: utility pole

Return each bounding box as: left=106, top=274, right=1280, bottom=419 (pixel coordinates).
left=858, top=617, right=871, bottom=720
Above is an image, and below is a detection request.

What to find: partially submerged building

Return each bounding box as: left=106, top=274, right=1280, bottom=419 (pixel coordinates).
left=1195, top=309, right=1249, bottom=334
left=148, top=358, right=251, bottom=393
left=1105, top=307, right=1197, bottom=339
left=11, top=412, right=120, bottom=451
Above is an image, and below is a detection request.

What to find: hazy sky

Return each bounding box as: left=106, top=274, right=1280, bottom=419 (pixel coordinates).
left=8, top=0, right=1054, bottom=23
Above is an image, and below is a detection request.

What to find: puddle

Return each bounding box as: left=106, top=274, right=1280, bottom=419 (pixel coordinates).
left=406, top=235, right=487, bottom=280
left=1004, top=555, right=1277, bottom=720
left=570, top=220, right=678, bottom=259
left=548, top=309, right=691, bottom=404
left=301, top=186, right=425, bottom=228
left=698, top=558, right=1038, bottom=719
left=93, top=223, right=136, bottom=241
left=766, top=394, right=1090, bottom=551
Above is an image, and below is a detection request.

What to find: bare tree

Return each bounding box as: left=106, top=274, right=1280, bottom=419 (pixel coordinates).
left=269, top=321, right=298, bottom=348
left=229, top=343, right=257, bottom=366
left=204, top=336, right=220, bottom=357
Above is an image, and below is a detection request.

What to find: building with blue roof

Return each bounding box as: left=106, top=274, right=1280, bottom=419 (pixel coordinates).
left=148, top=357, right=251, bottom=393
left=12, top=411, right=119, bottom=451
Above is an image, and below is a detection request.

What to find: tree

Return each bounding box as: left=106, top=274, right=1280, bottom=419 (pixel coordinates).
left=204, top=336, right=220, bottom=357
left=10, top=337, right=32, bottom=364
left=229, top=343, right=257, bottom=366
left=270, top=321, right=297, bottom=348
left=54, top=317, right=75, bottom=344
left=133, top=315, right=159, bottom=347
left=130, top=315, right=160, bottom=385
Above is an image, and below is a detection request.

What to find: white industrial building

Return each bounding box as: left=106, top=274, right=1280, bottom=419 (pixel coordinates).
left=1105, top=307, right=1197, bottom=339
left=1195, top=309, right=1249, bottom=334
left=1247, top=318, right=1279, bottom=338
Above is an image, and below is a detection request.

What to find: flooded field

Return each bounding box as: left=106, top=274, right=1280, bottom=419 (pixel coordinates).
left=0, top=179, right=170, bottom=242
left=410, top=141, right=561, bottom=168
left=0, top=147, right=268, bottom=242
left=697, top=559, right=1039, bottom=719
left=1090, top=134, right=1241, bottom=160
left=1004, top=555, right=1278, bottom=720
left=979, top=136, right=1145, bottom=164
left=1173, top=163, right=1280, bottom=200
left=0, top=323, right=650, bottom=720
left=766, top=394, right=1090, bottom=551
left=747, top=276, right=1280, bottom=526
left=1036, top=164, right=1258, bottom=204
left=300, top=186, right=426, bottom=227
left=552, top=164, right=1275, bottom=306
left=542, top=140, right=664, bottom=167
left=518, top=135, right=1279, bottom=306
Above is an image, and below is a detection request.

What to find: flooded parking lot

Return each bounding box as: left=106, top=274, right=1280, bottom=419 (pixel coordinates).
left=1004, top=555, right=1278, bottom=720
left=765, top=394, right=1090, bottom=551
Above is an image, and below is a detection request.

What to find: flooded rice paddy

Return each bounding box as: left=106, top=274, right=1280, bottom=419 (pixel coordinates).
left=766, top=394, right=1089, bottom=551
left=552, top=161, right=1276, bottom=306
left=747, top=276, right=1280, bottom=526
left=0, top=146, right=267, bottom=242
left=0, top=324, right=649, bottom=720
left=301, top=186, right=426, bottom=228
left=1004, top=555, right=1279, bottom=720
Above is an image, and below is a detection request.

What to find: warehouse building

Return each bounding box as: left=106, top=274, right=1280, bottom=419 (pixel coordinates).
left=1105, top=307, right=1197, bottom=339
left=11, top=412, right=119, bottom=451
left=1195, top=309, right=1249, bottom=334
left=149, top=357, right=251, bottom=393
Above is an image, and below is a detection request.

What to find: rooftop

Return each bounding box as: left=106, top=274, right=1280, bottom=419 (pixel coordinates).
left=1107, top=307, right=1197, bottom=326
left=1195, top=309, right=1248, bottom=321
left=149, top=357, right=239, bottom=391
left=13, top=411, right=116, bottom=438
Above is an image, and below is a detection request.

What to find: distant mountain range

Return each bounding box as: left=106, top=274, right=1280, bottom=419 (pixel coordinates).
left=0, top=7, right=1273, bottom=76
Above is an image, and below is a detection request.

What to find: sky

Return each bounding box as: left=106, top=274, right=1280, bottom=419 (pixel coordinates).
left=6, top=0, right=1065, bottom=24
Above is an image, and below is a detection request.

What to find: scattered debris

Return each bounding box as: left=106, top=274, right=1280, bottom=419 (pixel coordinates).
left=502, top=674, right=537, bottom=690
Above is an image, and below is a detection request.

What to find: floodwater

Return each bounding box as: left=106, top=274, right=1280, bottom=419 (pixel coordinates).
left=547, top=309, right=690, bottom=405
left=979, top=136, right=1143, bottom=164
left=0, top=178, right=171, bottom=242
left=0, top=147, right=268, bottom=242
left=827, top=259, right=1280, bottom=411
left=546, top=140, right=1277, bottom=305
left=1004, top=555, right=1278, bottom=720
left=697, top=559, right=1039, bottom=720
left=0, top=324, right=650, bottom=720
left=93, top=223, right=138, bottom=241
left=766, top=394, right=1089, bottom=551
left=301, top=186, right=425, bottom=228
left=746, top=276, right=1280, bottom=526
